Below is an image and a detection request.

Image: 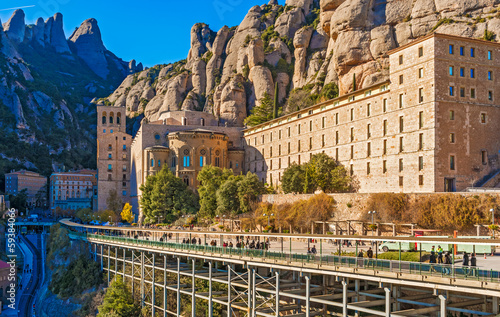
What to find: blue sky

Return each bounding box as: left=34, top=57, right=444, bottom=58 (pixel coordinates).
left=0, top=0, right=284, bottom=66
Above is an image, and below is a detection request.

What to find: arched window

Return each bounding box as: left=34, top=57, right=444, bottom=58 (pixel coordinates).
left=158, top=160, right=161, bottom=168
left=171, top=157, right=177, bottom=168
left=183, top=156, right=190, bottom=167
left=117, top=113, right=121, bottom=125
left=102, top=112, right=107, bottom=124
left=200, top=156, right=204, bottom=167
left=183, top=177, right=189, bottom=186
left=151, top=159, right=154, bottom=167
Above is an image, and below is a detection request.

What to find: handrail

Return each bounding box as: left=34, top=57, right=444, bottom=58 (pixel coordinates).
left=84, top=233, right=500, bottom=284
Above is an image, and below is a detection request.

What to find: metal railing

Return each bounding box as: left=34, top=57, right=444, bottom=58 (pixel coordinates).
left=85, top=233, right=500, bottom=284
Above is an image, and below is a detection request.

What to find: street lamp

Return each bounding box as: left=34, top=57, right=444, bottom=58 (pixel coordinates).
left=368, top=210, right=377, bottom=236
left=157, top=215, right=164, bottom=225
left=263, top=213, right=274, bottom=227
left=109, top=216, right=112, bottom=225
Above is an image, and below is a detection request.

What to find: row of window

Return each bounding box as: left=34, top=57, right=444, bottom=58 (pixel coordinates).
left=148, top=156, right=223, bottom=168
left=101, top=113, right=122, bottom=125
left=449, top=85, right=494, bottom=102
left=449, top=44, right=493, bottom=60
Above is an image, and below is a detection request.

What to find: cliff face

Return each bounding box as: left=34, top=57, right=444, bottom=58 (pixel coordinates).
left=100, top=0, right=500, bottom=128
left=0, top=10, right=141, bottom=185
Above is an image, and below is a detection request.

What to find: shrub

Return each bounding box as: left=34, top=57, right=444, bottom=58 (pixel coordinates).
left=365, top=193, right=410, bottom=223
left=432, top=18, right=455, bottom=31
left=483, top=29, right=496, bottom=41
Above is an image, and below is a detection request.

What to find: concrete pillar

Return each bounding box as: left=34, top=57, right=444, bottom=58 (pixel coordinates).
left=342, top=279, right=348, bottom=317
left=131, top=250, right=135, bottom=297
left=123, top=249, right=126, bottom=281
left=493, top=297, right=499, bottom=314
left=248, top=268, right=252, bottom=317
left=209, top=262, right=213, bottom=317
left=305, top=276, right=310, bottom=317
left=191, top=259, right=196, bottom=317
left=276, top=272, right=280, bottom=317
left=107, top=245, right=111, bottom=285
left=439, top=294, right=446, bottom=317
left=228, top=264, right=232, bottom=317
left=100, top=245, right=103, bottom=271
left=115, top=247, right=118, bottom=280
left=252, top=269, right=257, bottom=317
left=164, top=255, right=167, bottom=317
left=141, top=251, right=145, bottom=308
left=385, top=287, right=391, bottom=317
left=152, top=253, right=156, bottom=317
left=177, top=257, right=181, bottom=316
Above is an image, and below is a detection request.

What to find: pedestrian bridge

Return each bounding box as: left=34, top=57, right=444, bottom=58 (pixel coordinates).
left=61, top=220, right=500, bottom=317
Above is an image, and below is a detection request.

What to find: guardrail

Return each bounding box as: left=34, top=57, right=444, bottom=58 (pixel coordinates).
left=86, top=233, right=500, bottom=284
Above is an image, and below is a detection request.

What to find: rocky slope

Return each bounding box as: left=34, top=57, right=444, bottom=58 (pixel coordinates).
left=0, top=10, right=141, bottom=188
left=99, top=0, right=500, bottom=128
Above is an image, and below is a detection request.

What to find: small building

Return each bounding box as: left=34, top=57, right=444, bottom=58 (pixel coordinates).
left=49, top=170, right=98, bottom=212
left=4, top=170, right=47, bottom=208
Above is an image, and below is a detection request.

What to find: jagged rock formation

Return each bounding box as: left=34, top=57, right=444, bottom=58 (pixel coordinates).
left=0, top=10, right=142, bottom=179
left=99, top=0, right=500, bottom=127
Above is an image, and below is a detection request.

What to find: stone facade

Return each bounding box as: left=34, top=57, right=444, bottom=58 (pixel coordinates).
left=244, top=33, right=500, bottom=193
left=49, top=170, right=97, bottom=212
left=96, top=105, right=132, bottom=211
left=4, top=170, right=47, bottom=207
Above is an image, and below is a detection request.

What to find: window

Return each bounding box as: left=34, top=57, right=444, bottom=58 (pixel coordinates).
left=151, top=158, right=155, bottom=167
left=489, top=91, right=493, bottom=101
left=309, top=120, right=313, bottom=131
left=122, top=190, right=127, bottom=196
left=399, top=94, right=403, bottom=108
left=108, top=153, right=112, bottom=159
left=383, top=99, right=387, bottom=112
left=158, top=160, right=161, bottom=168
left=270, top=133, right=273, bottom=142
left=171, top=157, right=177, bottom=168
left=383, top=139, right=387, bottom=155
left=183, top=177, right=189, bottom=186
left=470, top=68, right=475, bottom=78
left=335, top=131, right=339, bottom=145
left=123, top=137, right=127, bottom=141
left=488, top=71, right=492, bottom=81
left=102, top=116, right=106, bottom=124
left=488, top=50, right=492, bottom=60
left=419, top=133, right=424, bottom=150
left=350, top=127, right=354, bottom=142
left=419, top=156, right=424, bottom=171
left=399, top=74, right=404, bottom=84
left=399, top=137, right=404, bottom=153
left=383, top=120, right=387, bottom=136
left=417, top=88, right=424, bottom=103
left=449, top=45, right=454, bottom=54
left=298, top=125, right=301, bottom=134
left=270, top=147, right=273, bottom=157
left=103, top=129, right=106, bottom=133
left=471, top=47, right=475, bottom=57
left=450, top=155, right=455, bottom=170
left=215, top=157, right=220, bottom=167
left=399, top=116, right=404, bottom=133
left=154, top=134, right=160, bottom=140
left=123, top=145, right=127, bottom=150
left=367, top=104, right=371, bottom=117
left=471, top=88, right=476, bottom=99
left=322, top=117, right=326, bottom=128
left=399, top=55, right=403, bottom=65
left=367, top=124, right=371, bottom=139
left=287, top=127, right=290, bottom=137
left=336, top=148, right=339, bottom=161
left=262, top=135, right=264, bottom=143
left=350, top=164, right=354, bottom=176
left=481, top=113, right=487, bottom=124
left=350, top=108, right=354, bottom=121
left=399, top=158, right=404, bottom=172
left=322, top=135, right=325, bottom=147
left=298, top=140, right=301, bottom=151
left=367, top=162, right=371, bottom=175
left=383, top=160, right=387, bottom=173
left=367, top=142, right=371, bottom=157
left=419, top=111, right=424, bottom=129
left=460, top=46, right=464, bottom=56
left=108, top=164, right=112, bottom=171
left=109, top=116, right=114, bottom=124
left=183, top=156, right=191, bottom=167
left=110, top=129, right=113, bottom=133
left=199, top=156, right=204, bottom=167
left=450, top=133, right=455, bottom=143
left=288, top=142, right=291, bottom=154
left=279, top=144, right=281, bottom=156
left=448, top=66, right=453, bottom=76
left=350, top=145, right=354, bottom=159
left=449, top=86, right=454, bottom=96
left=335, top=113, right=339, bottom=125
left=482, top=150, right=488, bottom=165
left=309, top=137, right=312, bottom=150
left=449, top=110, right=455, bottom=120
left=418, top=46, right=423, bottom=57
left=270, top=160, right=273, bottom=170
left=419, top=175, right=424, bottom=186
left=279, top=130, right=282, bottom=139
left=460, top=87, right=465, bottom=98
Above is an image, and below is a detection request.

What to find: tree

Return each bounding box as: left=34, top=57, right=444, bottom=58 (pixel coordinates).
left=106, top=190, right=123, bottom=214
left=139, top=166, right=199, bottom=224
left=216, top=176, right=243, bottom=216
left=281, top=153, right=356, bottom=194
left=244, top=92, right=282, bottom=127
left=237, top=172, right=266, bottom=214
left=9, top=189, right=27, bottom=214
left=97, top=277, right=139, bottom=317
left=121, top=203, right=134, bottom=223
left=281, top=163, right=305, bottom=194
left=197, top=166, right=233, bottom=219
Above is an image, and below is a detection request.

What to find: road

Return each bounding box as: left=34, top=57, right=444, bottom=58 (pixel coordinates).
left=17, top=235, right=41, bottom=317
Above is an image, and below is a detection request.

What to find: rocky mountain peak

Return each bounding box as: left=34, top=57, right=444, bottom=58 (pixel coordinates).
left=3, top=9, right=26, bottom=43
left=69, top=18, right=109, bottom=78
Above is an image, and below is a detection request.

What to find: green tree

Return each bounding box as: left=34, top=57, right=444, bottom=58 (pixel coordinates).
left=106, top=189, right=123, bottom=214
left=97, top=277, right=139, bottom=317
left=139, top=166, right=199, bottom=224
left=197, top=166, right=233, bottom=219
left=237, top=172, right=266, bottom=214
left=281, top=163, right=305, bottom=194
left=9, top=189, right=27, bottom=213
left=216, top=176, right=243, bottom=216
left=120, top=203, right=134, bottom=223
left=244, top=92, right=282, bottom=127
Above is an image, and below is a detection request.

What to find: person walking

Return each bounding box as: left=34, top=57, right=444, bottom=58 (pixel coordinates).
left=437, top=245, right=444, bottom=264
left=470, top=253, right=477, bottom=276
left=311, top=245, right=317, bottom=254
left=367, top=247, right=373, bottom=267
